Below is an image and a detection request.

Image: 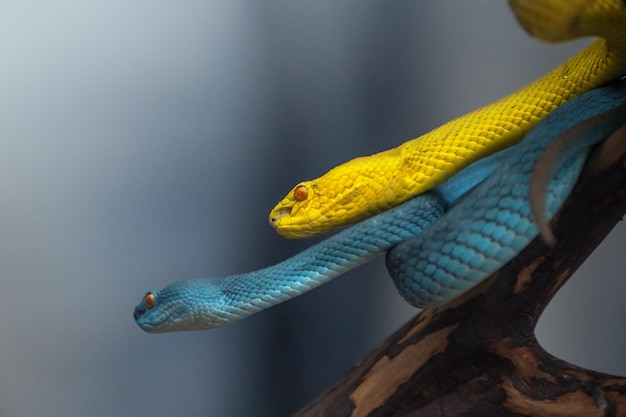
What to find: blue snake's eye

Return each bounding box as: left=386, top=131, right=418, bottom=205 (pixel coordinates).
left=144, top=292, right=155, bottom=309
left=293, top=185, right=308, bottom=201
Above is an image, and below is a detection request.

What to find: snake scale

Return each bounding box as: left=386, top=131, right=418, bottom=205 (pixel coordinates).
left=134, top=0, right=626, bottom=332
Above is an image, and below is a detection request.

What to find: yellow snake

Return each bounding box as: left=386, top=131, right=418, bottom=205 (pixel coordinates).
left=268, top=0, right=626, bottom=239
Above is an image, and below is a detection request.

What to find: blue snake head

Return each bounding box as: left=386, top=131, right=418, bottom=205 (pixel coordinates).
left=133, top=279, right=235, bottom=333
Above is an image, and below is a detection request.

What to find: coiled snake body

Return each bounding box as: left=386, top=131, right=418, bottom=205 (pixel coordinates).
left=134, top=0, right=626, bottom=333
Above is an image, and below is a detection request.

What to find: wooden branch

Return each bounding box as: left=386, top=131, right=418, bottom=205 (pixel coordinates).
left=292, top=127, right=626, bottom=417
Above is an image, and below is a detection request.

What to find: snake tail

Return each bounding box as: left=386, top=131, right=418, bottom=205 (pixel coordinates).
left=529, top=101, right=626, bottom=246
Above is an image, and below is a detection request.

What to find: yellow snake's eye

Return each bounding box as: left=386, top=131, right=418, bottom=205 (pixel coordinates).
left=293, top=185, right=308, bottom=202
left=144, top=292, right=155, bottom=309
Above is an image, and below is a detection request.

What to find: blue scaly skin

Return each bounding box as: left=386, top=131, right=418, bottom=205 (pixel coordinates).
left=134, top=80, right=626, bottom=333
left=388, top=82, right=626, bottom=307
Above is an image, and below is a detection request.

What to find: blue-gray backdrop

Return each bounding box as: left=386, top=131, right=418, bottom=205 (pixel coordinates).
left=1, top=1, right=625, bottom=416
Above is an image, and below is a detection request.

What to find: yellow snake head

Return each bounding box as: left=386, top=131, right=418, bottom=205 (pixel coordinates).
left=268, top=153, right=418, bottom=238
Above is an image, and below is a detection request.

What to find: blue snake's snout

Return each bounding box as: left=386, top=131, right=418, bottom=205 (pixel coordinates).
left=134, top=279, right=238, bottom=332
left=133, top=289, right=169, bottom=333
left=133, top=304, right=144, bottom=321
left=133, top=297, right=154, bottom=326
left=133, top=287, right=193, bottom=334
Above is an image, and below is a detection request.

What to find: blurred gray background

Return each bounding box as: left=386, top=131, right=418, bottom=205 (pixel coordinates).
left=1, top=1, right=625, bottom=416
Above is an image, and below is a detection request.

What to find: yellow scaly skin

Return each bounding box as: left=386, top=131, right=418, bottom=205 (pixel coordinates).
left=269, top=0, right=626, bottom=238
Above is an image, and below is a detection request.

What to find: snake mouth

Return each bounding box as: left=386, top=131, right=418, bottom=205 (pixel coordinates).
left=269, top=206, right=319, bottom=238
left=269, top=206, right=292, bottom=227
left=137, top=310, right=177, bottom=333
left=134, top=301, right=179, bottom=333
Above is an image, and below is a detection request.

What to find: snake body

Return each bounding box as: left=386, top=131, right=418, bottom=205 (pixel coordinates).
left=134, top=0, right=626, bottom=333
left=134, top=80, right=626, bottom=332
left=268, top=0, right=626, bottom=238
left=387, top=88, right=626, bottom=307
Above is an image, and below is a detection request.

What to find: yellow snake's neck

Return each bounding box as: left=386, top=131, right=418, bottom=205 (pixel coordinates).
left=270, top=0, right=626, bottom=238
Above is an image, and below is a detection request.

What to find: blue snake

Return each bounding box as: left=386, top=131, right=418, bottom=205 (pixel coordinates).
left=134, top=80, right=626, bottom=333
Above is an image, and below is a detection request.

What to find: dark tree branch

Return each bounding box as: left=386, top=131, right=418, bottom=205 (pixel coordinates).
left=291, top=126, right=626, bottom=417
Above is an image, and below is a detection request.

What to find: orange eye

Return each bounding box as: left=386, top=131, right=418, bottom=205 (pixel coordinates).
left=293, top=185, right=308, bottom=201
left=144, top=292, right=155, bottom=309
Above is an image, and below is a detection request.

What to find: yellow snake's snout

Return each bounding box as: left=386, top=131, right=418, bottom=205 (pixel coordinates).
left=268, top=181, right=325, bottom=239
left=269, top=207, right=291, bottom=226
left=268, top=204, right=326, bottom=239
left=268, top=206, right=293, bottom=230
